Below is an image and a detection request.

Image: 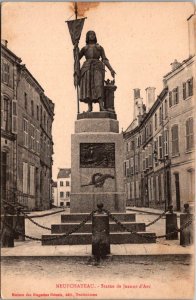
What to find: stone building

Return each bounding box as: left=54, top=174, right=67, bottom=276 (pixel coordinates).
left=1, top=40, right=21, bottom=204
left=56, top=168, right=71, bottom=207
left=123, top=13, right=195, bottom=211
left=1, top=41, right=55, bottom=210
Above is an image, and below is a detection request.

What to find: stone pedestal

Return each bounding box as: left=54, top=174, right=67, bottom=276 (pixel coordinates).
left=70, top=112, right=125, bottom=213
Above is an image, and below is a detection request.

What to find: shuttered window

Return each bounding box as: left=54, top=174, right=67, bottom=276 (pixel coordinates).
left=23, top=118, right=28, bottom=147
left=2, top=62, right=10, bottom=85
left=171, top=125, right=179, bottom=155
left=164, top=130, right=168, bottom=156
left=173, top=87, right=179, bottom=105
left=158, top=135, right=163, bottom=159
left=12, top=99, right=17, bottom=134
left=23, top=162, right=28, bottom=194
left=187, top=78, right=193, bottom=97
left=169, top=92, right=172, bottom=107
left=183, top=82, right=186, bottom=100
left=186, top=118, right=194, bottom=151
left=29, top=165, right=35, bottom=196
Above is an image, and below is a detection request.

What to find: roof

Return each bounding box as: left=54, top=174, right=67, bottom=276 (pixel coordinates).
left=1, top=43, right=22, bottom=63
left=163, top=56, right=194, bottom=78
left=57, top=168, right=71, bottom=179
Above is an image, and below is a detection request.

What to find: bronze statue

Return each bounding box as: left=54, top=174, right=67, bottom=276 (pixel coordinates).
left=77, top=31, right=116, bottom=112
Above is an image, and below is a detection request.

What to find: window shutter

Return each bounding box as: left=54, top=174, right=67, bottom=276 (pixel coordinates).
left=29, top=165, right=35, bottom=196
left=1, top=94, right=4, bottom=129
left=176, top=87, right=179, bottom=104
left=12, top=99, right=17, bottom=134
left=188, top=78, right=193, bottom=97
left=183, top=82, right=186, bottom=100
left=169, top=92, right=172, bottom=107
left=23, top=162, right=28, bottom=194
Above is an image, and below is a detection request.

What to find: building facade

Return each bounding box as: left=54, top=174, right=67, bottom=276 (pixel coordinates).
left=1, top=41, right=55, bottom=210
left=55, top=168, right=71, bottom=207
left=123, top=14, right=195, bottom=211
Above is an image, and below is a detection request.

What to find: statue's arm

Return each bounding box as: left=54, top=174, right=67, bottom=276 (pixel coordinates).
left=100, top=46, right=116, bottom=78
left=79, top=47, right=85, bottom=60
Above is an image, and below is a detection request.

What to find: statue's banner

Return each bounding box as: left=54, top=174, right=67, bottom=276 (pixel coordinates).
left=67, top=18, right=86, bottom=87
left=67, top=18, right=85, bottom=45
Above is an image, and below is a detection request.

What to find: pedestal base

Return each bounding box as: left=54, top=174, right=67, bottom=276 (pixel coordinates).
left=71, top=118, right=125, bottom=213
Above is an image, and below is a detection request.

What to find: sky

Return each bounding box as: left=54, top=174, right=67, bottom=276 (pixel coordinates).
left=2, top=1, right=194, bottom=179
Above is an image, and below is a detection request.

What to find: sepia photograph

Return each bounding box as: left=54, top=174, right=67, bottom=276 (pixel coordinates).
left=1, top=1, right=195, bottom=299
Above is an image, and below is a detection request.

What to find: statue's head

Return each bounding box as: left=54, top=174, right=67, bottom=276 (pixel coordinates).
left=86, top=31, right=97, bottom=44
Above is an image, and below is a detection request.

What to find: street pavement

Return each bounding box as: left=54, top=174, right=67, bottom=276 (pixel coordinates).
left=1, top=208, right=194, bottom=299
left=1, top=207, right=194, bottom=258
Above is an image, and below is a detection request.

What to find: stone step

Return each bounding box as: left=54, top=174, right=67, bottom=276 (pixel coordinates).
left=61, top=212, right=136, bottom=223
left=42, top=232, right=156, bottom=245
left=51, top=222, right=146, bottom=234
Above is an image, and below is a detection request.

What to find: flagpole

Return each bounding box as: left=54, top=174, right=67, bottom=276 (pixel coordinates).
left=66, top=3, right=86, bottom=115
left=74, top=2, right=80, bottom=114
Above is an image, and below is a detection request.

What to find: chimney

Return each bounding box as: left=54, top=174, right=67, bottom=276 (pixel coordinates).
left=1, top=39, right=8, bottom=47
left=170, top=59, right=181, bottom=71
left=133, top=88, right=140, bottom=99
left=145, top=87, right=156, bottom=112
left=133, top=88, right=144, bottom=121
left=187, top=13, right=196, bottom=57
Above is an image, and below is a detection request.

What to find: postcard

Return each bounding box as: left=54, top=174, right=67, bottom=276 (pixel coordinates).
left=1, top=1, right=195, bottom=299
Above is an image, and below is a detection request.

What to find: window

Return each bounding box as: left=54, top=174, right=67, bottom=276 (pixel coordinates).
left=47, top=141, right=50, bottom=158
left=12, top=99, right=17, bottom=134
left=23, top=118, right=28, bottom=147
left=60, top=192, right=64, bottom=198
left=66, top=192, right=70, bottom=198
left=1, top=97, right=10, bottom=131
left=183, top=82, right=186, bottom=100
left=130, top=157, right=134, bottom=175
left=148, top=144, right=153, bottom=167
left=155, top=113, right=157, bottom=130
left=149, top=123, right=152, bottom=136
left=40, top=106, right=42, bottom=124
left=187, top=78, right=193, bottom=97
left=36, top=105, right=39, bottom=121
left=131, top=141, right=135, bottom=150
left=186, top=118, right=194, bottom=151
left=164, top=99, right=168, bottom=118
left=159, top=106, right=163, bottom=125
left=24, top=93, right=28, bottom=110
left=30, top=124, right=35, bottom=151
left=60, top=181, right=64, bottom=187
left=127, top=183, right=131, bottom=200
left=171, top=125, right=179, bottom=156
left=35, top=129, right=40, bottom=153
left=29, top=165, right=35, bottom=196
left=145, top=148, right=149, bottom=169
left=173, top=87, right=179, bottom=105
left=66, top=181, right=70, bottom=186
left=164, top=130, right=169, bottom=156
left=124, top=160, right=129, bottom=176
left=31, top=100, right=34, bottom=116
left=23, top=162, right=28, bottom=194
left=169, top=91, right=172, bottom=107
left=2, top=62, right=10, bottom=85
left=60, top=202, right=64, bottom=207
left=158, top=135, right=163, bottom=159
left=142, top=150, right=146, bottom=171
left=135, top=155, right=138, bottom=173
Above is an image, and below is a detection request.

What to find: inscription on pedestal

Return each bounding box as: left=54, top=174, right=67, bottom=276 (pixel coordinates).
left=80, top=143, right=115, bottom=168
